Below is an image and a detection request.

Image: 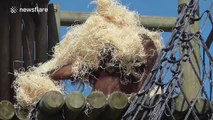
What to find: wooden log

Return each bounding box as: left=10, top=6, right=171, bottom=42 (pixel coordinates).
left=37, top=91, right=64, bottom=120
left=99, top=92, right=129, bottom=120
left=175, top=94, right=188, bottom=112
left=14, top=108, right=28, bottom=120
left=35, top=0, right=50, bottom=63
left=194, top=98, right=209, bottom=115
left=0, top=100, right=15, bottom=120
left=22, top=11, right=35, bottom=68
left=37, top=110, right=62, bottom=120
left=179, top=0, right=201, bottom=103
left=9, top=0, right=22, bottom=102
left=9, top=0, right=22, bottom=70
left=60, top=11, right=176, bottom=32
left=0, top=0, right=10, bottom=101
left=64, top=92, right=86, bottom=120
left=173, top=97, right=210, bottom=120
left=38, top=91, right=64, bottom=113
left=48, top=4, right=60, bottom=58
left=79, top=91, right=106, bottom=120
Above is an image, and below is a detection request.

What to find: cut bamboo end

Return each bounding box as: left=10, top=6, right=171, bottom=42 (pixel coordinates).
left=85, top=91, right=107, bottom=120
left=108, top=92, right=128, bottom=110
left=39, top=91, right=64, bottom=114
left=0, top=100, right=15, bottom=120
left=65, top=92, right=86, bottom=120
left=15, top=108, right=28, bottom=120
left=99, top=92, right=129, bottom=120
left=65, top=92, right=86, bottom=111
left=87, top=91, right=107, bottom=109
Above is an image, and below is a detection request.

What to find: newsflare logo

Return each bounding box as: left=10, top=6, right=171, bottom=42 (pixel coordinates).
left=10, top=6, right=48, bottom=14
left=10, top=6, right=18, bottom=14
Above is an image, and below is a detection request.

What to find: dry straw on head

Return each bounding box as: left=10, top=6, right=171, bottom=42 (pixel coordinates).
left=13, top=0, right=163, bottom=107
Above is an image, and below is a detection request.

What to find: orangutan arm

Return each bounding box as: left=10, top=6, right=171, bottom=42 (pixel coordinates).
left=50, top=64, right=73, bottom=80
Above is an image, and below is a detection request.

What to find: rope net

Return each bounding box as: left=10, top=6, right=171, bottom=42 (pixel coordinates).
left=122, top=0, right=213, bottom=120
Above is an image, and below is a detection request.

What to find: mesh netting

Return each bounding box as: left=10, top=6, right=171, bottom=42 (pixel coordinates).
left=122, top=0, right=213, bottom=120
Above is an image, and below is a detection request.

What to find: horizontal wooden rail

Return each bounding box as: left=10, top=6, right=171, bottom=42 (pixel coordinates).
left=60, top=11, right=176, bottom=32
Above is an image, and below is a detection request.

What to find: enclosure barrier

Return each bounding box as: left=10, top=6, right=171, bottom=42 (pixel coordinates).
left=0, top=0, right=212, bottom=119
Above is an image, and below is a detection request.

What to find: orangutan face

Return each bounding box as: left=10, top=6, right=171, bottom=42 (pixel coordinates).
left=50, top=34, right=159, bottom=95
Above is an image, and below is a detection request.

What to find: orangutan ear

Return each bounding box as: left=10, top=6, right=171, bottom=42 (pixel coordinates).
left=50, top=64, right=73, bottom=80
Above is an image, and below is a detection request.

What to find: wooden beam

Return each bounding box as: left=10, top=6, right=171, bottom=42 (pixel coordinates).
left=179, top=0, right=201, bottom=102
left=174, top=0, right=202, bottom=114
left=0, top=1, right=10, bottom=101
left=22, top=11, right=35, bottom=68
left=9, top=0, right=22, bottom=102
left=10, top=0, right=22, bottom=70
left=48, top=4, right=60, bottom=58
left=60, top=11, right=176, bottom=32
left=35, top=0, right=49, bottom=63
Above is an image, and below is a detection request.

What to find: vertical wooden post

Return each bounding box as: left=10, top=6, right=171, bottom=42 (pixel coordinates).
left=22, top=4, right=36, bottom=68
left=48, top=4, right=60, bottom=58
left=10, top=0, right=22, bottom=70
left=175, top=0, right=201, bottom=113
left=0, top=0, right=10, bottom=101
left=9, top=0, right=22, bottom=102
left=35, top=0, right=50, bottom=63
left=179, top=0, right=201, bottom=101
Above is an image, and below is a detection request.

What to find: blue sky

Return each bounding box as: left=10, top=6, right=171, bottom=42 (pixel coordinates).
left=49, top=0, right=213, bottom=96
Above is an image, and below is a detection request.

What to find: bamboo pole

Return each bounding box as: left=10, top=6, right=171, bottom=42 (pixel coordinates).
left=0, top=0, right=10, bottom=101
left=79, top=91, right=106, bottom=120
left=99, top=92, right=129, bottom=120
left=48, top=4, right=60, bottom=58
left=64, top=92, right=86, bottom=120
left=0, top=100, right=15, bottom=120
left=60, top=11, right=176, bottom=32
left=35, top=0, right=50, bottom=63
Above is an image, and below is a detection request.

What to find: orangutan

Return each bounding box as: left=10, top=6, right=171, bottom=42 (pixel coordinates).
left=50, top=34, right=158, bottom=95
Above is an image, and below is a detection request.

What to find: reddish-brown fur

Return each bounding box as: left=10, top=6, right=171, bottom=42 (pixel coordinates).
left=51, top=34, right=158, bottom=95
